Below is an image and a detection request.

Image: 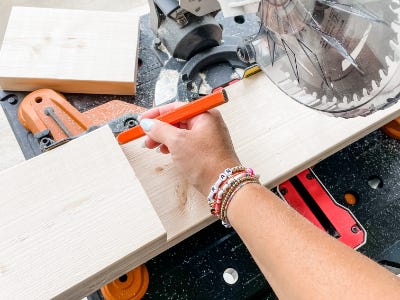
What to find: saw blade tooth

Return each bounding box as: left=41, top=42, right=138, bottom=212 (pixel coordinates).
left=387, top=50, right=395, bottom=62
left=372, top=80, right=379, bottom=89
left=390, top=35, right=400, bottom=46
left=380, top=69, right=388, bottom=79
left=264, top=0, right=398, bottom=115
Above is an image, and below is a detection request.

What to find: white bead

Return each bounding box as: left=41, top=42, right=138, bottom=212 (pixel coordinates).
left=221, top=221, right=232, bottom=228
left=234, top=173, right=244, bottom=181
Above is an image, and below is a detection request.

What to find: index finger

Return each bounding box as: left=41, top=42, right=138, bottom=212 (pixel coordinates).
left=140, top=102, right=186, bottom=119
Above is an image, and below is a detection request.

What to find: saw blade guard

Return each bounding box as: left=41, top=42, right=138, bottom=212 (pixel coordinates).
left=249, top=0, right=400, bottom=118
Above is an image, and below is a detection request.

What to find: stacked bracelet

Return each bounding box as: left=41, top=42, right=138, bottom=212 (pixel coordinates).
left=208, top=166, right=260, bottom=227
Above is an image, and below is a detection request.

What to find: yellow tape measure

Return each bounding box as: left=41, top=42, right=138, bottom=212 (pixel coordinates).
left=243, top=64, right=261, bottom=78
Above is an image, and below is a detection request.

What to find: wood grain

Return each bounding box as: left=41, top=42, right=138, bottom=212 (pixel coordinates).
left=0, top=105, right=25, bottom=171
left=0, top=0, right=149, bottom=49
left=0, top=126, right=166, bottom=299
left=0, top=7, right=140, bottom=95
left=121, top=72, right=400, bottom=248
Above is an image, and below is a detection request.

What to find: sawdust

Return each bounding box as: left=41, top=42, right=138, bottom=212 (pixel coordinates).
left=198, top=72, right=213, bottom=95
left=232, top=68, right=244, bottom=79
left=157, top=43, right=171, bottom=59
left=154, top=69, right=179, bottom=105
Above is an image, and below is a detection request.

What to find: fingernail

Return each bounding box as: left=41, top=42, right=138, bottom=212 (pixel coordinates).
left=141, top=141, right=146, bottom=148
left=140, top=119, right=155, bottom=132
left=156, top=145, right=161, bottom=153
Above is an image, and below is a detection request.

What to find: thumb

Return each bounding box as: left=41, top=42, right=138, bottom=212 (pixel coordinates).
left=140, top=118, right=180, bottom=146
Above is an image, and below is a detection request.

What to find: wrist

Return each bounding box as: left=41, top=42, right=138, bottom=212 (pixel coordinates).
left=206, top=165, right=261, bottom=227
left=226, top=183, right=265, bottom=226
left=199, top=158, right=241, bottom=196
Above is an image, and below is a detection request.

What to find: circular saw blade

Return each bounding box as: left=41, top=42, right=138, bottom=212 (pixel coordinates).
left=254, top=0, right=400, bottom=117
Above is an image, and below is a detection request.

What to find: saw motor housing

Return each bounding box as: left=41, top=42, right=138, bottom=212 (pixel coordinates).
left=147, top=0, right=260, bottom=60
left=148, top=0, right=223, bottom=60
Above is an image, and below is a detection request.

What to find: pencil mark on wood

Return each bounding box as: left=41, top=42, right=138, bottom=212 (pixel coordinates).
left=155, top=163, right=172, bottom=173
left=63, top=196, right=91, bottom=213
left=175, top=180, right=189, bottom=207
left=155, top=166, right=164, bottom=173
left=0, top=265, right=8, bottom=274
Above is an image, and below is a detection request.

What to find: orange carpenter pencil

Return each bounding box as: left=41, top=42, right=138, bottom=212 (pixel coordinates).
left=117, top=89, right=229, bottom=144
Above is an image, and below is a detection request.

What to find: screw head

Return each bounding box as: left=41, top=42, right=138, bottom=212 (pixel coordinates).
left=153, top=37, right=161, bottom=47
left=181, top=73, right=189, bottom=81
left=124, top=118, right=138, bottom=129
left=280, top=187, right=288, bottom=196
left=40, top=137, right=53, bottom=147
left=7, top=97, right=18, bottom=105
left=351, top=226, right=359, bottom=233
left=186, top=81, right=193, bottom=90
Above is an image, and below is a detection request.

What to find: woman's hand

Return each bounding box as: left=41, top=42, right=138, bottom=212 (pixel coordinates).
left=140, top=102, right=240, bottom=196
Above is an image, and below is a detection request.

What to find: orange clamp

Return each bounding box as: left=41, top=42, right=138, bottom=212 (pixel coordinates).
left=101, top=265, right=149, bottom=300
left=382, top=117, right=400, bottom=139
left=18, top=89, right=146, bottom=142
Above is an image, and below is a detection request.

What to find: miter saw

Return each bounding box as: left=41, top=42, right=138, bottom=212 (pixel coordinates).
left=149, top=0, right=400, bottom=117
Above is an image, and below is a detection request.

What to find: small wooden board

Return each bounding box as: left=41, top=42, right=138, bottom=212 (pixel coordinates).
left=0, top=126, right=166, bottom=299
left=0, top=7, right=140, bottom=95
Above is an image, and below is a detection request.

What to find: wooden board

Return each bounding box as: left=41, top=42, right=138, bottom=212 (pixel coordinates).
left=0, top=7, right=140, bottom=95
left=1, top=73, right=399, bottom=297
left=0, top=105, right=25, bottom=171
left=0, top=126, right=166, bottom=299
left=121, top=72, right=400, bottom=249
left=0, top=1, right=149, bottom=49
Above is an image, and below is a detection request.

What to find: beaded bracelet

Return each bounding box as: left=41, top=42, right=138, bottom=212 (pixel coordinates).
left=207, top=166, right=248, bottom=204
left=208, top=166, right=260, bottom=227
left=212, top=171, right=254, bottom=215
left=208, top=167, right=256, bottom=209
